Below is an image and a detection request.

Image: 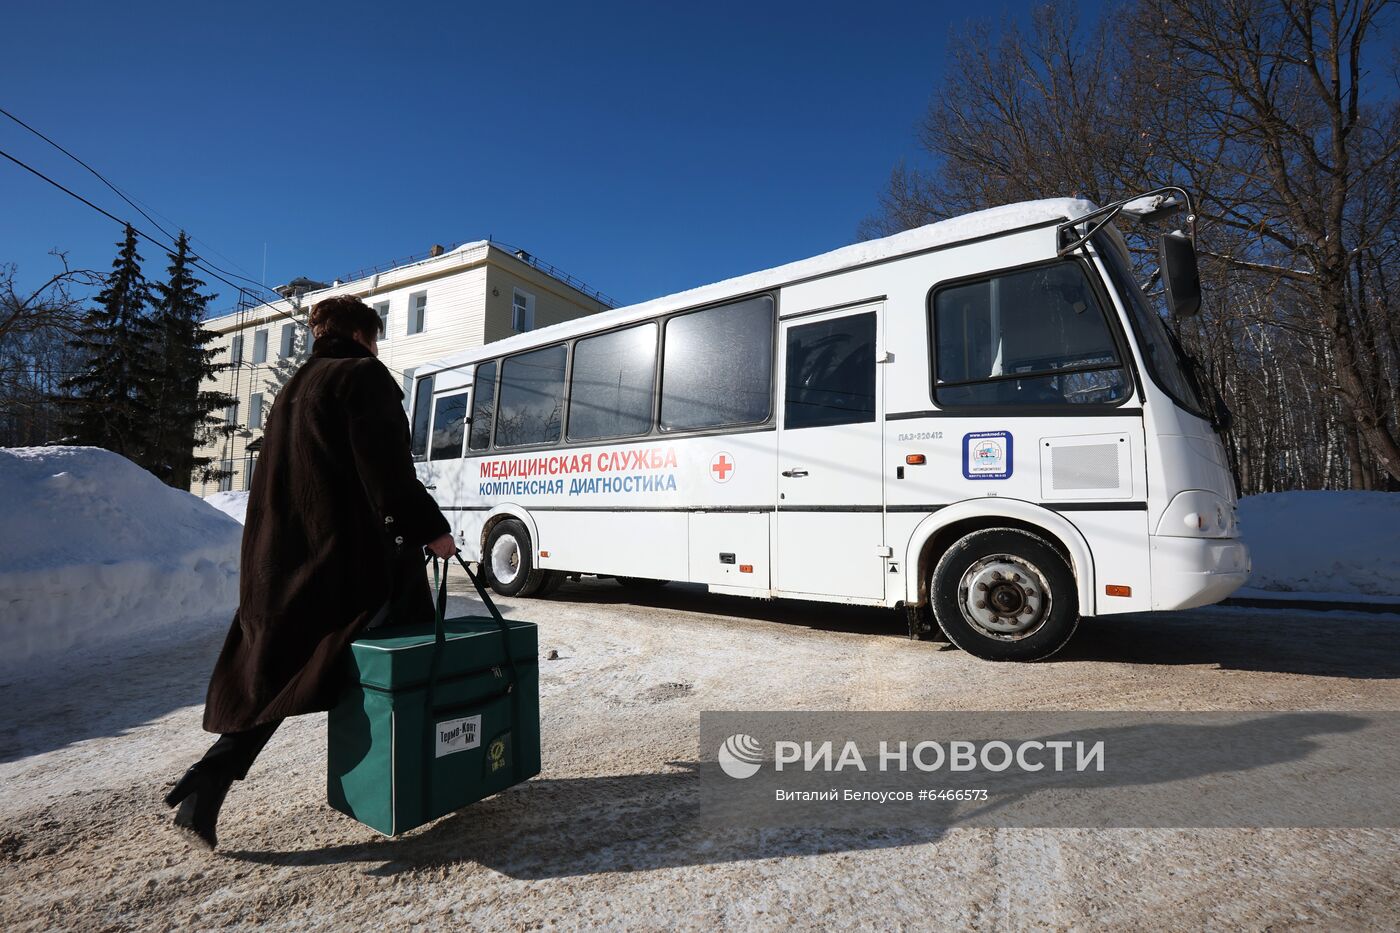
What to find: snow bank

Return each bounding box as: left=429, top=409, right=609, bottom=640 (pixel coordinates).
left=1240, top=492, right=1400, bottom=598
left=203, top=490, right=249, bottom=525
left=0, top=447, right=242, bottom=674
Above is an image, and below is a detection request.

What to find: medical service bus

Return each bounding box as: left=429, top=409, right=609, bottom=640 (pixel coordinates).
left=409, top=190, right=1249, bottom=660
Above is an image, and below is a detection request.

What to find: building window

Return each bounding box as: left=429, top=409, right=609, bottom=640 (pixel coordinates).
left=225, top=401, right=239, bottom=426
left=278, top=323, right=294, bottom=358
left=252, top=329, right=268, bottom=364
left=660, top=296, right=774, bottom=432
left=218, top=460, right=233, bottom=492
left=230, top=334, right=244, bottom=365
left=374, top=301, right=390, bottom=340
left=512, top=288, right=535, bottom=333
left=249, top=392, right=264, bottom=429
left=407, top=292, right=427, bottom=335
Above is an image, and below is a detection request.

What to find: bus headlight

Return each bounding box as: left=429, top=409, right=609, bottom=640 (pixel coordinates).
left=1157, top=490, right=1238, bottom=538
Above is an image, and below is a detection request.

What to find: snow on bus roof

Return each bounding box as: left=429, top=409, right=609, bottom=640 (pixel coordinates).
left=422, top=197, right=1097, bottom=375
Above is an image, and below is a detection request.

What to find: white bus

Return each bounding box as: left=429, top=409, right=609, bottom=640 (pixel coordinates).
left=409, top=191, right=1249, bottom=660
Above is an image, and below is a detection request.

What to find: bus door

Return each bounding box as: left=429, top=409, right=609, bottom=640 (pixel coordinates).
left=775, top=303, right=885, bottom=600
left=421, top=368, right=473, bottom=547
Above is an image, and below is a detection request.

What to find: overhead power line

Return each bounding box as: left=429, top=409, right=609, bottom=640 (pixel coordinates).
left=0, top=144, right=308, bottom=332
left=0, top=106, right=276, bottom=299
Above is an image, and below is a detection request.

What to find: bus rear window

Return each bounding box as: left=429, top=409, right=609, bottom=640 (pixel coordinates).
left=660, top=296, right=773, bottom=431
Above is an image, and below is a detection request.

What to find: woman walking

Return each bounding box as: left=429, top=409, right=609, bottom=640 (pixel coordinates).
left=166, top=295, right=456, bottom=848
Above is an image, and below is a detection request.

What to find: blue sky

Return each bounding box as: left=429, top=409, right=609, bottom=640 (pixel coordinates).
left=3, top=0, right=1070, bottom=311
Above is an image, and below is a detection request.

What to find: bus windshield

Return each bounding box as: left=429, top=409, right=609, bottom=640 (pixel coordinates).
left=1093, top=233, right=1208, bottom=418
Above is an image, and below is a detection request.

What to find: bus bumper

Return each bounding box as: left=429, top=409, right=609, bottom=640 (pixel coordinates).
left=1149, top=535, right=1251, bottom=611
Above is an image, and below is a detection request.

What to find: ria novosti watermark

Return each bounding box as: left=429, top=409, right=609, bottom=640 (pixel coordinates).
left=752, top=736, right=1105, bottom=775
left=698, top=711, right=1400, bottom=829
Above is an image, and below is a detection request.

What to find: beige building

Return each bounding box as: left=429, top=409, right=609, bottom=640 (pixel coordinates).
left=193, top=240, right=612, bottom=495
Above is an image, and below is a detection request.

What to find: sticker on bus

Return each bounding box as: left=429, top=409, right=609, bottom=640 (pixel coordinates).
left=963, top=431, right=1013, bottom=480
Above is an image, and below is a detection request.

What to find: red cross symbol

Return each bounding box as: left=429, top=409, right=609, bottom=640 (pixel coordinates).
left=710, top=452, right=734, bottom=483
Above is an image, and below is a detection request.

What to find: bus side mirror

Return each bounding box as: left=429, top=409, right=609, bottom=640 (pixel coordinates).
left=1158, top=232, right=1201, bottom=318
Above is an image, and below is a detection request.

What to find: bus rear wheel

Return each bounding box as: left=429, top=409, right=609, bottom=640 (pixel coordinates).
left=483, top=519, right=548, bottom=597
left=930, top=528, right=1078, bottom=662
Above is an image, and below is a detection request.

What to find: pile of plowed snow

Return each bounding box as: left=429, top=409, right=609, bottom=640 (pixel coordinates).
left=1239, top=491, right=1400, bottom=598
left=203, top=490, right=249, bottom=524
left=0, top=447, right=241, bottom=673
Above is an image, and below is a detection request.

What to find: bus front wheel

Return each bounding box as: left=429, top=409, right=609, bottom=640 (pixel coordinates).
left=483, top=519, right=548, bottom=597
left=930, top=528, right=1079, bottom=662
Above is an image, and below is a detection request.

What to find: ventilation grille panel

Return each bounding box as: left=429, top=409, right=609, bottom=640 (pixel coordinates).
left=1051, top=444, right=1120, bottom=490
left=1039, top=433, right=1133, bottom=499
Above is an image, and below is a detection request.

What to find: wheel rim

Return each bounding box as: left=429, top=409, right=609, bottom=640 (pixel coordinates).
left=956, top=554, right=1052, bottom=641
left=490, top=534, right=521, bottom=585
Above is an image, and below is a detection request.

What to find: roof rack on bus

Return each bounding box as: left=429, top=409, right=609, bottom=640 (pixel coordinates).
left=1057, top=186, right=1197, bottom=256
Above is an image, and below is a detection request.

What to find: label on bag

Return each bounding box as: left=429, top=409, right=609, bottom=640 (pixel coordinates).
left=435, top=715, right=482, bottom=757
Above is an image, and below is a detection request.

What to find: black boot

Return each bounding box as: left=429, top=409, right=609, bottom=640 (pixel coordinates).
left=166, top=766, right=232, bottom=850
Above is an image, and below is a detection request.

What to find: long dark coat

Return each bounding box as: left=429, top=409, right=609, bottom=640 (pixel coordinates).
left=203, top=334, right=450, bottom=734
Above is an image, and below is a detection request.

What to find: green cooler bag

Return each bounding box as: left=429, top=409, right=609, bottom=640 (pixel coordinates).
left=327, top=556, right=541, bottom=835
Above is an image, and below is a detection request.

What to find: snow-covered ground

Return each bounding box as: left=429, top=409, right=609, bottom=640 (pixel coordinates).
left=1, top=453, right=1397, bottom=927
left=1239, top=491, right=1400, bottom=599
left=2, top=580, right=1398, bottom=930
left=0, top=447, right=241, bottom=677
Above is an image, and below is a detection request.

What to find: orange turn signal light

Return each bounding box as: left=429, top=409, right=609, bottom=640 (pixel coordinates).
left=905, top=454, right=926, bottom=465
left=739, top=564, right=754, bottom=573
left=539, top=550, right=550, bottom=558
left=1105, top=584, right=1132, bottom=597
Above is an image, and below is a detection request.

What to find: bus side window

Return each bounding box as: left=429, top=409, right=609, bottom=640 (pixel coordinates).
left=428, top=391, right=470, bottom=461
left=931, top=262, right=1129, bottom=407
left=496, top=345, right=568, bottom=448
left=410, top=374, right=435, bottom=460
left=568, top=322, right=657, bottom=441
left=468, top=361, right=497, bottom=451
left=660, top=296, right=774, bottom=431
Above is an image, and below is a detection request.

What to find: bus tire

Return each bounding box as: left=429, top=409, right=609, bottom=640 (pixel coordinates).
left=483, top=519, right=547, bottom=597
left=930, top=527, right=1078, bottom=662
left=534, top=570, right=565, bottom=597
left=616, top=577, right=670, bottom=590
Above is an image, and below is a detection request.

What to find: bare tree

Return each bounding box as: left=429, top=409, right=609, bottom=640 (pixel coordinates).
left=865, top=0, right=1400, bottom=490
left=0, top=255, right=102, bottom=446
left=1136, top=0, right=1400, bottom=482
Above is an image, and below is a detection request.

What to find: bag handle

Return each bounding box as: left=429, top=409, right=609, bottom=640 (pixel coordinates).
left=426, top=554, right=523, bottom=781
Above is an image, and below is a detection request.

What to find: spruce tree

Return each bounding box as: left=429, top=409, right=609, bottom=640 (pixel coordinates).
left=148, top=232, right=235, bottom=488
left=61, top=225, right=157, bottom=461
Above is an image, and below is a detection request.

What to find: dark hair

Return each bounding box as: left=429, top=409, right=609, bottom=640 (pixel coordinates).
left=309, top=295, right=384, bottom=342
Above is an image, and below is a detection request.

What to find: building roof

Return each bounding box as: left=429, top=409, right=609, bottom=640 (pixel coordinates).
left=421, top=197, right=1097, bottom=375
left=204, top=238, right=613, bottom=328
